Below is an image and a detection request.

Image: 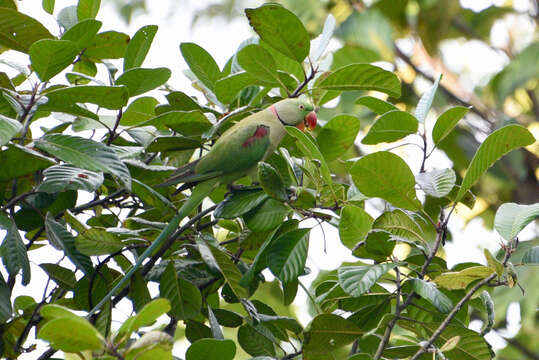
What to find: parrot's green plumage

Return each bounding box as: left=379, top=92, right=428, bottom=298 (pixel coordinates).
left=161, top=97, right=317, bottom=220
left=86, top=98, right=316, bottom=316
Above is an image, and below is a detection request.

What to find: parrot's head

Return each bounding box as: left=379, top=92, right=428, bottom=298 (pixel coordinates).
left=271, top=98, right=317, bottom=131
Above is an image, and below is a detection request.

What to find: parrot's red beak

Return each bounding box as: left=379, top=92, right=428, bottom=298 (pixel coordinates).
left=297, top=111, right=317, bottom=131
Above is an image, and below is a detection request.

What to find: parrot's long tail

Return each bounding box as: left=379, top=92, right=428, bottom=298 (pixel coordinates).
left=87, top=178, right=220, bottom=317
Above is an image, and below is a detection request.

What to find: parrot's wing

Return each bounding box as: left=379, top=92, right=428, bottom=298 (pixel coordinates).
left=159, top=123, right=271, bottom=187
left=195, top=123, right=271, bottom=175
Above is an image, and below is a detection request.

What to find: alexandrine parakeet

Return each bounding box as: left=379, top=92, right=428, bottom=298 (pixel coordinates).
left=161, top=97, right=317, bottom=219
left=87, top=98, right=316, bottom=316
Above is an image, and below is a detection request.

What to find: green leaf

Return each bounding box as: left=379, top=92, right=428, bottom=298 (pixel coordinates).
left=490, top=42, right=539, bottom=103
left=408, top=278, right=453, bottom=313
left=317, top=114, right=360, bottom=161
left=186, top=339, right=236, bottom=360
left=41, top=85, right=129, bottom=110
left=415, top=168, right=456, bottom=198
left=0, top=144, right=55, bottom=182
left=237, top=44, right=280, bottom=85
left=29, top=39, right=78, bottom=81
left=355, top=95, right=398, bottom=115
left=38, top=316, right=104, bottom=352
left=207, top=306, right=224, bottom=340
left=61, top=19, right=102, bottom=50
left=237, top=323, right=276, bottom=357
left=121, top=97, right=158, bottom=126
left=243, top=198, right=290, bottom=232
left=77, top=0, right=100, bottom=20
left=159, top=262, right=202, bottom=320
left=116, top=67, right=171, bottom=97
left=521, top=246, right=539, bottom=264
left=245, top=4, right=310, bottom=63
left=215, top=189, right=268, bottom=219
left=0, top=274, right=12, bottom=322
left=0, top=114, right=21, bottom=146
left=372, top=210, right=429, bottom=243
left=215, top=72, right=258, bottom=104
left=0, top=216, right=31, bottom=285
left=208, top=245, right=249, bottom=299
left=258, top=162, right=287, bottom=201
left=124, top=25, right=157, bottom=71
left=267, top=228, right=310, bottom=283
left=38, top=165, right=104, bottom=193
left=317, top=64, right=401, bottom=98
left=286, top=126, right=334, bottom=195
left=43, top=0, right=55, bottom=14
left=415, top=74, right=441, bottom=123
left=147, top=110, right=212, bottom=136
left=339, top=205, right=373, bottom=249
left=353, top=230, right=396, bottom=262
left=494, top=202, right=539, bottom=241
left=35, top=134, right=131, bottom=189
left=398, top=319, right=493, bottom=360
left=0, top=8, right=53, bottom=53
left=75, top=228, right=124, bottom=256
left=350, top=151, right=420, bottom=210
left=39, top=263, right=76, bottom=290
left=146, top=135, right=201, bottom=153
left=116, top=298, right=171, bottom=341
left=131, top=178, right=175, bottom=211
left=432, top=106, right=469, bottom=145
left=303, top=314, right=362, bottom=354
left=361, top=110, right=418, bottom=145
left=434, top=266, right=494, bottom=290
left=84, top=31, right=130, bottom=59
left=44, top=213, right=94, bottom=274
left=456, top=125, right=535, bottom=201
left=180, top=42, right=222, bottom=92
left=338, top=263, right=400, bottom=297
left=484, top=249, right=503, bottom=277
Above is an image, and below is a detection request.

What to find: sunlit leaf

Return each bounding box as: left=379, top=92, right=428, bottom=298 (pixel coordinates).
left=494, top=202, right=539, bottom=241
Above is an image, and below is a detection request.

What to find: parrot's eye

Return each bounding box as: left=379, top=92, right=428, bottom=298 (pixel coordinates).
left=299, top=104, right=304, bottom=110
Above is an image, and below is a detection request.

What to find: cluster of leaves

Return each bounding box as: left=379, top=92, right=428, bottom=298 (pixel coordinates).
left=0, top=1, right=537, bottom=360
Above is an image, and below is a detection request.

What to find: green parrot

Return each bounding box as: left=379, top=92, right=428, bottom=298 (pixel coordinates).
left=160, top=97, right=317, bottom=219
left=87, top=98, right=316, bottom=316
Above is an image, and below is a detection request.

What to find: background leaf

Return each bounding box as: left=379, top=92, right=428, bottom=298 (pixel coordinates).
left=116, top=67, right=171, bottom=97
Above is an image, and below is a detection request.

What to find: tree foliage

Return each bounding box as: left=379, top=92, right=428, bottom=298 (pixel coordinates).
left=0, top=1, right=537, bottom=359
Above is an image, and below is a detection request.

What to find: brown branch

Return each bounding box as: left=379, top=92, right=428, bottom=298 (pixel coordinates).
left=290, top=63, right=317, bottom=98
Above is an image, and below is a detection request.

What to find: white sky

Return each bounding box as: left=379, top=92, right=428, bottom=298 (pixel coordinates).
left=0, top=0, right=537, bottom=359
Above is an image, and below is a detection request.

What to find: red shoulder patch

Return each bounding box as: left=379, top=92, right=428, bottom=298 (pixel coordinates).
left=241, top=125, right=269, bottom=148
